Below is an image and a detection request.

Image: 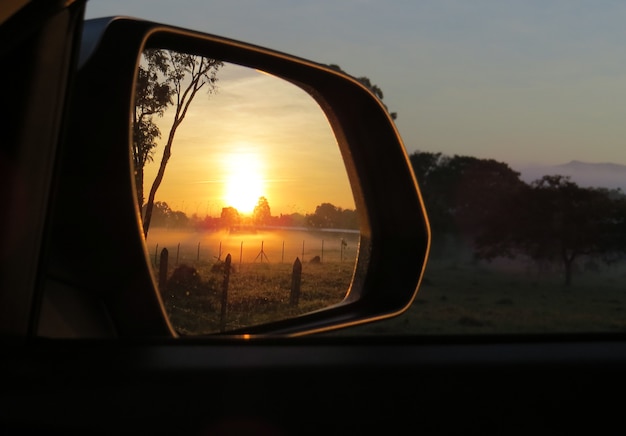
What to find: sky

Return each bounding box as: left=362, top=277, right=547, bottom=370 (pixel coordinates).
left=86, top=0, right=626, bottom=200
left=142, top=62, right=354, bottom=217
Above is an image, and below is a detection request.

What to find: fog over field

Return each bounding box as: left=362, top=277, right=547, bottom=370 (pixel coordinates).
left=145, top=227, right=360, bottom=266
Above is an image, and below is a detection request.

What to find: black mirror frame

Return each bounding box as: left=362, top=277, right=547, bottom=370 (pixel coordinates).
left=45, top=17, right=430, bottom=337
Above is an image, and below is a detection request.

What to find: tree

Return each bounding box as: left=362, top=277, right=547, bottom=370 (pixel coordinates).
left=328, top=64, right=397, bottom=120
left=252, top=196, right=271, bottom=226
left=133, top=50, right=173, bottom=207
left=409, top=151, right=525, bottom=238
left=475, top=175, right=626, bottom=286
left=409, top=151, right=444, bottom=185
left=306, top=203, right=357, bottom=229
left=136, top=50, right=223, bottom=237
left=220, top=207, right=240, bottom=228
left=144, top=201, right=172, bottom=227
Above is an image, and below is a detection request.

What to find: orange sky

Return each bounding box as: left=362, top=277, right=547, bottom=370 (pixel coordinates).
left=143, top=62, right=356, bottom=217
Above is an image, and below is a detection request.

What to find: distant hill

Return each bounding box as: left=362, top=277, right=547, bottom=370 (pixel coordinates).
left=515, top=160, right=626, bottom=191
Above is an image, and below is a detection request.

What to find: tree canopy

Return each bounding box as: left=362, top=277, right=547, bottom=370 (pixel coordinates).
left=134, top=49, right=223, bottom=237
left=252, top=197, right=272, bottom=226
left=410, top=152, right=525, bottom=237
left=410, top=150, right=626, bottom=286
left=474, top=175, right=626, bottom=285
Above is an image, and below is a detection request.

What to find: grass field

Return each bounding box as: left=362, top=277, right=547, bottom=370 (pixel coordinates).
left=333, top=257, right=626, bottom=336
left=147, top=227, right=359, bottom=334
left=158, top=257, right=355, bottom=334
left=161, top=262, right=352, bottom=334
left=148, top=228, right=626, bottom=336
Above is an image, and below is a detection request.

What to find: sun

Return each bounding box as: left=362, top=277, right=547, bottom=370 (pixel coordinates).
left=223, top=151, right=265, bottom=214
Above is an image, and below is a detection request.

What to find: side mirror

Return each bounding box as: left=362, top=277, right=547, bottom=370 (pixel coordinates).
left=41, top=17, right=430, bottom=337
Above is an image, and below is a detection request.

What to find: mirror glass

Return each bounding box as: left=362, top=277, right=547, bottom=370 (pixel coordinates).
left=133, top=49, right=360, bottom=334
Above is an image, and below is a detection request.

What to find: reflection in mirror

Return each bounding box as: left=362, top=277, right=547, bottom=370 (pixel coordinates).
left=133, top=49, right=359, bottom=334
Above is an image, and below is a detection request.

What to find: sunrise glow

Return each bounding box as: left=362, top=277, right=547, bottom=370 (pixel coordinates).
left=141, top=61, right=355, bottom=218
left=223, top=149, right=265, bottom=214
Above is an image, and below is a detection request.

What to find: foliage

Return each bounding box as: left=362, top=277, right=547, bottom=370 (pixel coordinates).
left=410, top=151, right=525, bottom=237
left=306, top=202, right=358, bottom=229
left=133, top=50, right=172, bottom=207
left=134, top=49, right=223, bottom=237
left=145, top=197, right=360, bottom=231
left=220, top=206, right=240, bottom=228
left=474, top=175, right=626, bottom=285
left=410, top=151, right=626, bottom=286
left=252, top=196, right=271, bottom=225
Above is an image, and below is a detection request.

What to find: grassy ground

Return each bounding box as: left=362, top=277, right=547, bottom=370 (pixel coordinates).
left=154, top=232, right=626, bottom=336
left=160, top=259, right=354, bottom=334
left=334, top=258, right=626, bottom=336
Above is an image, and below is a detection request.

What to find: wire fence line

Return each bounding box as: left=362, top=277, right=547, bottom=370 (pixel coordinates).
left=148, top=232, right=359, bottom=268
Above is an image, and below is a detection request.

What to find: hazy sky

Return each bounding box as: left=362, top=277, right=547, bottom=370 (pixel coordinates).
left=142, top=63, right=354, bottom=216
left=87, top=0, right=626, bottom=170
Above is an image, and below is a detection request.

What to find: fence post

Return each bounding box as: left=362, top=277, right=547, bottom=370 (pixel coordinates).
left=290, top=257, right=302, bottom=306
left=321, top=240, right=324, bottom=263
left=340, top=239, right=343, bottom=262
left=240, top=241, right=243, bottom=266
left=176, top=243, right=180, bottom=266
left=154, top=243, right=159, bottom=266
left=219, top=253, right=232, bottom=333
left=158, top=247, right=169, bottom=290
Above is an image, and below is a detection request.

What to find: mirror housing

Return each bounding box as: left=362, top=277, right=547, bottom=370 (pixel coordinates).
left=42, top=17, right=430, bottom=337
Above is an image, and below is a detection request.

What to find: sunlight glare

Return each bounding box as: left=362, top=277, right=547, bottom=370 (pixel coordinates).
left=223, top=150, right=265, bottom=214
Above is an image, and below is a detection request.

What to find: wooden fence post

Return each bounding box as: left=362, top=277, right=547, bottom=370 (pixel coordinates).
left=290, top=257, right=302, bottom=306
left=158, top=247, right=169, bottom=290
left=340, top=239, right=343, bottom=262
left=219, top=253, right=232, bottom=332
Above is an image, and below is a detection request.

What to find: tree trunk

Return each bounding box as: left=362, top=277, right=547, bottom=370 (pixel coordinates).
left=142, top=135, right=173, bottom=237
left=562, top=250, right=576, bottom=287
left=135, top=167, right=144, bottom=211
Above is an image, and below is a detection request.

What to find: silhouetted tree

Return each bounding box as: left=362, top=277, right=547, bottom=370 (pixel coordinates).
left=306, top=203, right=357, bottom=229
left=275, top=213, right=307, bottom=228
left=137, top=50, right=223, bottom=237
left=133, top=50, right=172, bottom=207
left=252, top=196, right=271, bottom=226
left=220, top=207, right=240, bottom=228
left=307, top=203, right=339, bottom=228
left=340, top=208, right=359, bottom=230
left=476, top=175, right=626, bottom=286
left=410, top=151, right=525, bottom=238
left=143, top=201, right=172, bottom=227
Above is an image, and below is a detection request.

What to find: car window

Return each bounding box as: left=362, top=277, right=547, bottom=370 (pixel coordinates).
left=88, top=2, right=626, bottom=335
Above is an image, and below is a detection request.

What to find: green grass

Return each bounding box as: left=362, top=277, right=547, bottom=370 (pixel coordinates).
left=332, top=259, right=626, bottom=336
left=159, top=259, right=354, bottom=334
left=156, top=242, right=626, bottom=336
